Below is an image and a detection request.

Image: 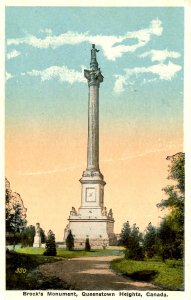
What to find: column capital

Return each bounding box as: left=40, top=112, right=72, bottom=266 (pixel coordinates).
left=84, top=69, right=104, bottom=86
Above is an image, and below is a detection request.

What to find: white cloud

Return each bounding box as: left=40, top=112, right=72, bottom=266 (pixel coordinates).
left=120, top=143, right=183, bottom=161
left=18, top=164, right=83, bottom=176
left=7, top=49, right=21, bottom=60
left=118, top=144, right=182, bottom=160
left=113, top=61, right=182, bottom=94
left=113, top=75, right=126, bottom=94
left=26, top=65, right=86, bottom=84
left=39, top=28, right=53, bottom=35
left=7, top=19, right=163, bottom=61
left=6, top=72, right=14, bottom=81
left=139, top=49, right=181, bottom=63
left=142, top=77, right=158, bottom=85
left=148, top=62, right=182, bottom=80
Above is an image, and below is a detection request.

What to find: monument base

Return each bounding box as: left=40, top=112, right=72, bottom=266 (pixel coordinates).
left=33, top=243, right=41, bottom=248
left=73, top=238, right=108, bottom=249
left=33, top=234, right=41, bottom=248
left=64, top=217, right=116, bottom=248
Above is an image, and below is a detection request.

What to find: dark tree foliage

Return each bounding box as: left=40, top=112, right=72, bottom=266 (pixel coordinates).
left=85, top=238, right=91, bottom=251
left=167, top=152, right=184, bottom=193
left=40, top=228, right=46, bottom=244
left=44, top=230, right=57, bottom=256
left=119, top=221, right=145, bottom=261
left=20, top=225, right=46, bottom=246
left=157, top=152, right=184, bottom=259
left=158, top=218, right=181, bottom=260
left=20, top=225, right=35, bottom=247
left=66, top=230, right=74, bottom=251
left=143, top=223, right=159, bottom=258
left=118, top=221, right=131, bottom=246
left=6, top=184, right=27, bottom=234
left=5, top=178, right=27, bottom=248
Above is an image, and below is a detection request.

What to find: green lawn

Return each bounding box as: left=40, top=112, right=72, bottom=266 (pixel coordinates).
left=16, top=247, right=45, bottom=255
left=10, top=247, right=183, bottom=291
left=16, top=247, right=123, bottom=258
left=7, top=247, right=123, bottom=290
left=111, top=257, right=184, bottom=291
left=6, top=251, right=68, bottom=290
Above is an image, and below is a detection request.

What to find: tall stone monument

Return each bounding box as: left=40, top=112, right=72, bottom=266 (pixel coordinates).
left=33, top=222, right=41, bottom=248
left=64, top=44, right=115, bottom=248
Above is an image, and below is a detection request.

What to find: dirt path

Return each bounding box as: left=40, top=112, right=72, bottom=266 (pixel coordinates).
left=38, top=256, right=160, bottom=290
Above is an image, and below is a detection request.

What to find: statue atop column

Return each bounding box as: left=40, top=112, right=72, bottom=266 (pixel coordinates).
left=90, top=44, right=99, bottom=70
left=33, top=222, right=41, bottom=248
left=84, top=44, right=103, bottom=85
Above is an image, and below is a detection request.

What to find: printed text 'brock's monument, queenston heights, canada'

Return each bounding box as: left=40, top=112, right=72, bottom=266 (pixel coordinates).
left=64, top=45, right=116, bottom=248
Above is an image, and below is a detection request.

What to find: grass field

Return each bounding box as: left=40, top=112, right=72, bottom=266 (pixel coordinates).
left=7, top=247, right=183, bottom=290
left=111, top=257, right=184, bottom=291
left=16, top=247, right=124, bottom=258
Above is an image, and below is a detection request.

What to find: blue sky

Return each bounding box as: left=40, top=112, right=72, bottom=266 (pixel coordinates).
left=6, top=7, right=183, bottom=130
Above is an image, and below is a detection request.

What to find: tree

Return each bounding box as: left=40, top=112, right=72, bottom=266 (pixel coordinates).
left=66, top=230, right=74, bottom=251
left=20, top=225, right=46, bottom=247
left=20, top=225, right=35, bottom=247
left=44, top=230, right=57, bottom=256
left=40, top=228, right=46, bottom=244
left=85, top=238, right=91, bottom=251
left=167, top=152, right=184, bottom=193
left=6, top=178, right=27, bottom=233
left=157, top=218, right=179, bottom=261
left=5, top=178, right=27, bottom=248
left=119, top=221, right=144, bottom=260
left=126, top=223, right=145, bottom=260
left=40, top=227, right=46, bottom=244
left=118, top=221, right=131, bottom=246
left=143, top=223, right=159, bottom=258
left=157, top=152, right=184, bottom=259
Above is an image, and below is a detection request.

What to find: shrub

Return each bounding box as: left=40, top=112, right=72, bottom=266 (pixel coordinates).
left=85, top=238, right=91, bottom=251
left=66, top=230, right=74, bottom=251
left=143, top=223, right=159, bottom=258
left=119, top=221, right=145, bottom=261
left=125, top=243, right=145, bottom=261
left=44, top=230, right=57, bottom=256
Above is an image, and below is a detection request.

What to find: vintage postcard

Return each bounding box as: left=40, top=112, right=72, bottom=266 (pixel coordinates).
left=1, top=1, right=191, bottom=300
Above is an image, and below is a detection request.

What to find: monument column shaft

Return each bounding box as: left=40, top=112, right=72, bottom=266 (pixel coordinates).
left=83, top=44, right=103, bottom=174
left=87, top=84, right=99, bottom=171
